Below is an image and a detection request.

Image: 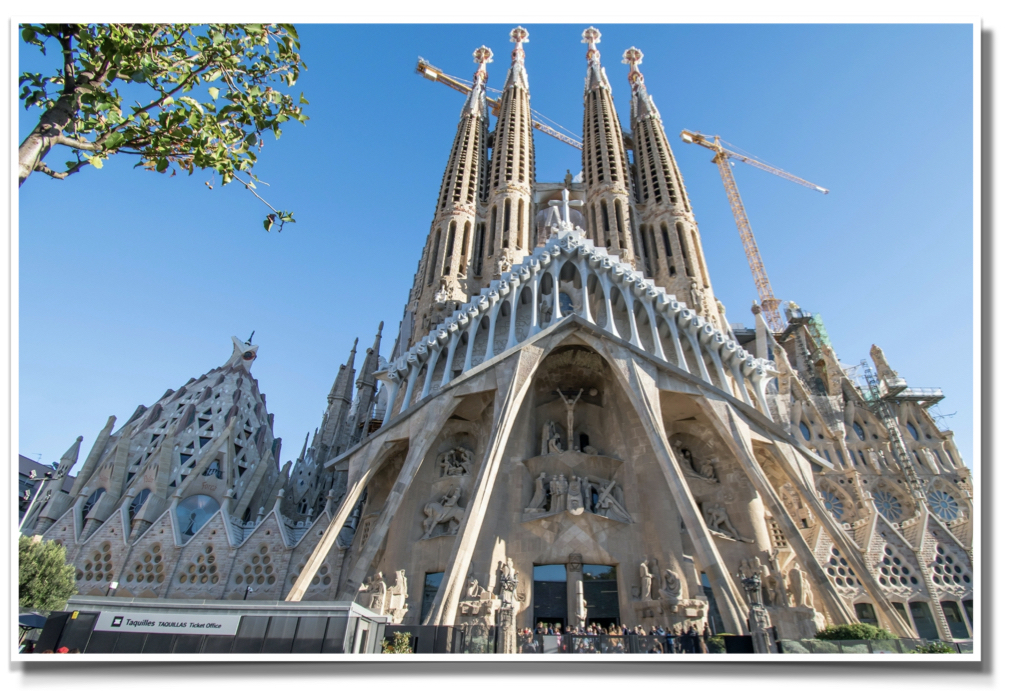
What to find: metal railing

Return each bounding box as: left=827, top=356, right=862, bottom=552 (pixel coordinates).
left=780, top=638, right=973, bottom=654
left=517, top=633, right=702, bottom=654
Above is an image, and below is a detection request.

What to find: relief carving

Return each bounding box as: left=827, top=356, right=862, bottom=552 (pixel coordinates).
left=421, top=486, right=464, bottom=539
left=438, top=446, right=474, bottom=477
left=705, top=504, right=755, bottom=543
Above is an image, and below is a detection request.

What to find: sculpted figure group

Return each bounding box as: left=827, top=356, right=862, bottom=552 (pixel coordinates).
left=422, top=486, right=464, bottom=539
left=673, top=440, right=718, bottom=483
left=524, top=472, right=632, bottom=523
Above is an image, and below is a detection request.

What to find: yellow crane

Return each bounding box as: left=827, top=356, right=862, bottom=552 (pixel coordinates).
left=417, top=58, right=583, bottom=150
left=680, top=131, right=829, bottom=332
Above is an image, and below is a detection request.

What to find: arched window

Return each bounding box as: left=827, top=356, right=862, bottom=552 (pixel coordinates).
left=639, top=225, right=652, bottom=277
left=489, top=207, right=498, bottom=255
left=799, top=421, right=811, bottom=441
left=676, top=222, right=694, bottom=277
left=853, top=422, right=866, bottom=441
left=129, top=489, right=151, bottom=522
left=460, top=222, right=470, bottom=268
left=475, top=223, right=486, bottom=275
left=600, top=202, right=611, bottom=247
left=614, top=199, right=626, bottom=249
left=176, top=494, right=220, bottom=539
left=427, top=229, right=441, bottom=285
left=443, top=221, right=457, bottom=275
left=906, top=422, right=920, bottom=441
left=82, top=488, right=106, bottom=517
left=503, top=199, right=511, bottom=248
left=517, top=203, right=524, bottom=250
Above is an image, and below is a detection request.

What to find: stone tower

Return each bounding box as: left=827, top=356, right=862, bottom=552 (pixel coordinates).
left=623, top=47, right=718, bottom=320
left=409, top=47, right=493, bottom=346
left=581, top=27, right=636, bottom=264
left=484, top=27, right=537, bottom=281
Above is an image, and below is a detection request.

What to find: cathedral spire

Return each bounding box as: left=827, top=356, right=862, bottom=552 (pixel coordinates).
left=581, top=27, right=636, bottom=265
left=407, top=48, right=493, bottom=347
left=351, top=322, right=384, bottom=444
left=623, top=47, right=717, bottom=320
left=486, top=27, right=536, bottom=282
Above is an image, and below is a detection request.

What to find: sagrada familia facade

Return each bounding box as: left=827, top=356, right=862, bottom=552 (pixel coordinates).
left=23, top=27, right=974, bottom=648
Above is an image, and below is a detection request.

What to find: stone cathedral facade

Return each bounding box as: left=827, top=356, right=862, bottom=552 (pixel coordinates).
left=25, top=27, right=974, bottom=647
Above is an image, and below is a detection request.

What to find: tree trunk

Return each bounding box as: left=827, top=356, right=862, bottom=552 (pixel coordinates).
left=18, top=92, right=81, bottom=186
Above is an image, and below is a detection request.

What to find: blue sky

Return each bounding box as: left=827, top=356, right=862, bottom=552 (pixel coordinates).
left=17, top=23, right=975, bottom=471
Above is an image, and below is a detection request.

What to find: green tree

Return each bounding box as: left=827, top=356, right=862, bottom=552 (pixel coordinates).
left=911, top=641, right=956, bottom=654
left=19, top=536, right=77, bottom=612
left=18, top=23, right=308, bottom=231
left=381, top=631, right=415, bottom=654
left=814, top=623, right=898, bottom=641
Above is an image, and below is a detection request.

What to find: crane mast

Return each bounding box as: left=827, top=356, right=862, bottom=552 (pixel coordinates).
left=681, top=131, right=829, bottom=332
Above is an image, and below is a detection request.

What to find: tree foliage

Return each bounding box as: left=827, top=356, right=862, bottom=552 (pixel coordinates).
left=19, top=536, right=78, bottom=612
left=911, top=641, right=956, bottom=654
left=19, top=23, right=308, bottom=231
left=814, top=623, right=898, bottom=641
left=381, top=631, right=415, bottom=654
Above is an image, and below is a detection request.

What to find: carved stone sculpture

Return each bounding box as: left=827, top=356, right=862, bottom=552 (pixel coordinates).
left=458, top=575, right=500, bottom=625
left=659, top=568, right=683, bottom=602
left=673, top=440, right=718, bottom=483
left=575, top=580, right=588, bottom=629
left=567, top=473, right=585, bottom=515
left=639, top=558, right=654, bottom=601
left=556, top=388, right=583, bottom=451
left=705, top=504, right=752, bottom=542
left=788, top=564, right=815, bottom=608
left=438, top=446, right=473, bottom=477
left=498, top=557, right=517, bottom=605
left=525, top=472, right=549, bottom=513
left=422, top=486, right=464, bottom=539
left=542, top=421, right=564, bottom=455
left=385, top=569, right=409, bottom=623
left=359, top=572, right=387, bottom=615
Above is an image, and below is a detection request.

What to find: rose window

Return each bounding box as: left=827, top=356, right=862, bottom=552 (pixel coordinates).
left=825, top=547, right=861, bottom=588
left=931, top=545, right=970, bottom=588
left=877, top=546, right=917, bottom=588
left=872, top=491, right=903, bottom=522
left=820, top=490, right=845, bottom=521
left=927, top=490, right=960, bottom=521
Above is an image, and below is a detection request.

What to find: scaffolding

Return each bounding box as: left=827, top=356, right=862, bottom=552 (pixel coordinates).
left=860, top=360, right=925, bottom=500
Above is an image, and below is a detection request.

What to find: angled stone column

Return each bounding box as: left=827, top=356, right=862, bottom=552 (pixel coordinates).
left=695, top=397, right=861, bottom=629
left=336, top=395, right=460, bottom=602
left=766, top=439, right=919, bottom=638
left=422, top=344, right=545, bottom=625
left=285, top=439, right=391, bottom=602
left=604, top=345, right=748, bottom=634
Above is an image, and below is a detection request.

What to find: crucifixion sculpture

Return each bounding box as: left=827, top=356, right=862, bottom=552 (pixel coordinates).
left=556, top=388, right=583, bottom=451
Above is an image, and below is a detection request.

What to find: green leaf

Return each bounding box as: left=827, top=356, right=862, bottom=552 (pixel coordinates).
left=156, top=158, right=168, bottom=172
left=21, top=27, right=36, bottom=43
left=299, top=92, right=309, bottom=105
left=104, top=132, right=125, bottom=149
left=208, top=86, right=219, bottom=100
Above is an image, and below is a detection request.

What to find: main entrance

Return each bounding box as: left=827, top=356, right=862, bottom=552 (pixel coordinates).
left=582, top=565, right=619, bottom=628
left=533, top=564, right=567, bottom=629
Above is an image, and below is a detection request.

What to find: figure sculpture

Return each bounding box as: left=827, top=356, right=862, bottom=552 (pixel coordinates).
left=525, top=472, right=548, bottom=513
left=541, top=420, right=564, bottom=455
left=567, top=474, right=584, bottom=514
left=788, top=565, right=815, bottom=608
left=359, top=572, right=387, bottom=615
left=575, top=580, right=588, bottom=629
left=438, top=446, right=474, bottom=477
left=639, top=558, right=654, bottom=601
left=556, top=388, right=583, bottom=451
left=422, top=487, right=464, bottom=539
left=499, top=557, right=518, bottom=605
left=690, top=280, right=703, bottom=313
left=659, top=568, right=683, bottom=602
left=705, top=504, right=751, bottom=542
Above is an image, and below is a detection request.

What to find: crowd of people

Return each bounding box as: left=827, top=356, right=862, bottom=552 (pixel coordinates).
left=518, top=621, right=711, bottom=654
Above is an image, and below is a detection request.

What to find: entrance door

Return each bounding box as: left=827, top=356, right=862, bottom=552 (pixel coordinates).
left=582, top=564, right=620, bottom=627
left=533, top=564, right=567, bottom=630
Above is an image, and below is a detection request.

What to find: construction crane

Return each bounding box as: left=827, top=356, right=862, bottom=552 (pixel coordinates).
left=680, top=131, right=828, bottom=332
left=416, top=58, right=583, bottom=150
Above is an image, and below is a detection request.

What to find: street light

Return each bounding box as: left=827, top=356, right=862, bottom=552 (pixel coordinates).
left=19, top=469, right=62, bottom=532
left=244, top=586, right=255, bottom=600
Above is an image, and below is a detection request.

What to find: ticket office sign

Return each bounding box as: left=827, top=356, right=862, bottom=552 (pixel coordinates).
left=94, top=611, right=242, bottom=636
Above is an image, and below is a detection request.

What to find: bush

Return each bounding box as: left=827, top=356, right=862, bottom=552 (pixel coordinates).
left=911, top=641, right=956, bottom=654
left=705, top=634, right=727, bottom=654
left=814, top=623, right=897, bottom=641
left=381, top=631, right=414, bottom=654
left=18, top=536, right=77, bottom=612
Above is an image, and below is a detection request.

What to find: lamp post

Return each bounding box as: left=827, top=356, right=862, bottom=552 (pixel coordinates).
left=244, top=586, right=254, bottom=601
left=19, top=469, right=63, bottom=532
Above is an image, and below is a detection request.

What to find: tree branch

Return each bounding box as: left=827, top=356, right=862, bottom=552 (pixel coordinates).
left=34, top=159, right=89, bottom=180
left=52, top=134, right=101, bottom=151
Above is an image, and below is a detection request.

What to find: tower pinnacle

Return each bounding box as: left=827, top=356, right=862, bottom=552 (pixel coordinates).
left=622, top=47, right=644, bottom=86
left=582, top=26, right=601, bottom=57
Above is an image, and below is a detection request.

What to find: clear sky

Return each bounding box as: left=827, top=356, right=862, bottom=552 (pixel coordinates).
left=17, top=23, right=975, bottom=473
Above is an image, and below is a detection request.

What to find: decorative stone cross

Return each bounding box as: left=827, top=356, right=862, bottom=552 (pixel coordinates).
left=582, top=26, right=601, bottom=50
left=622, top=47, right=644, bottom=87
left=548, top=188, right=584, bottom=226
left=472, top=45, right=493, bottom=79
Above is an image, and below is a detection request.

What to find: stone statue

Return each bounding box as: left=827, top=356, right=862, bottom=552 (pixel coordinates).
left=540, top=293, right=554, bottom=326
left=360, top=572, right=387, bottom=615
left=541, top=420, right=564, bottom=455
left=788, top=565, right=814, bottom=608
left=556, top=388, right=583, bottom=451
left=499, top=557, right=518, bottom=605
left=422, top=486, right=465, bottom=539
left=695, top=456, right=717, bottom=481
left=525, top=472, right=548, bottom=513
left=567, top=473, right=584, bottom=515
left=595, top=480, right=633, bottom=523
left=674, top=440, right=718, bottom=483
left=659, top=568, right=683, bottom=602
left=705, top=504, right=751, bottom=542
left=639, top=558, right=654, bottom=601
left=690, top=280, right=703, bottom=312
left=438, top=446, right=473, bottom=477
left=385, top=569, right=409, bottom=623
left=575, top=580, right=588, bottom=629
